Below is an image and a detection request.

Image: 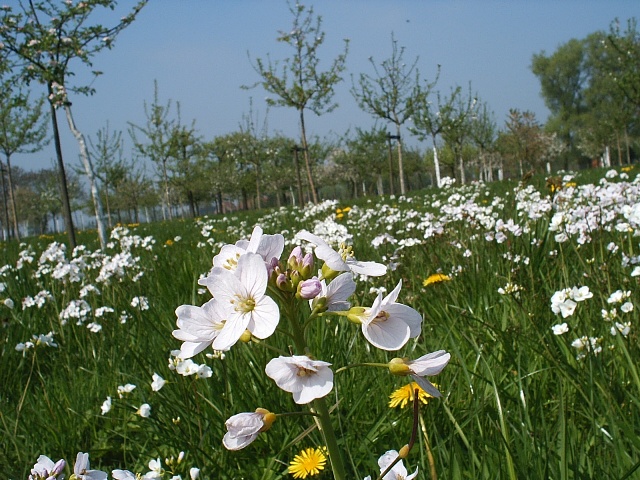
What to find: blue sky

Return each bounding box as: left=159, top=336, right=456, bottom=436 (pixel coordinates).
left=10, top=0, right=639, bottom=171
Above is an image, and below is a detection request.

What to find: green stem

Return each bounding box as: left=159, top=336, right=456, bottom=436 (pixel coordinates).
left=285, top=299, right=347, bottom=480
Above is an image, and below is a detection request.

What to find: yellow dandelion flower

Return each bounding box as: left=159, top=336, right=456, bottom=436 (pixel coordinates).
left=621, top=165, right=633, bottom=172
left=389, top=382, right=434, bottom=408
left=336, top=213, right=344, bottom=220
left=564, top=182, right=577, bottom=188
left=423, top=273, right=451, bottom=287
left=342, top=206, right=351, bottom=212
left=165, top=239, right=174, bottom=246
left=336, top=208, right=342, bottom=214
left=289, top=447, right=327, bottom=479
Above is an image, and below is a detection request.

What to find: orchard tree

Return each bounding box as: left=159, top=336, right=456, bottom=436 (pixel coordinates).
left=250, top=1, right=349, bottom=205
left=352, top=34, right=431, bottom=195
left=0, top=82, right=49, bottom=240
left=606, top=18, right=640, bottom=111
left=410, top=85, right=461, bottom=188
left=129, top=82, right=178, bottom=221
left=88, top=123, right=128, bottom=228
left=468, top=101, right=498, bottom=181
left=0, top=0, right=146, bottom=249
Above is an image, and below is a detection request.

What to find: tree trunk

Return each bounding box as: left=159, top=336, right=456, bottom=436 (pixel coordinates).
left=299, top=109, right=318, bottom=204
left=48, top=88, right=76, bottom=250
left=6, top=158, right=19, bottom=239
left=0, top=161, right=11, bottom=240
left=64, top=103, right=107, bottom=250
left=432, top=143, right=442, bottom=188
left=395, top=124, right=406, bottom=195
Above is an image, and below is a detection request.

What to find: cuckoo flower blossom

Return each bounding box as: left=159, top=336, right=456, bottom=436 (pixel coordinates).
left=71, top=452, right=107, bottom=480
left=29, top=455, right=66, bottom=480
left=265, top=355, right=333, bottom=404
left=358, top=280, right=422, bottom=351
left=223, top=408, right=276, bottom=450
left=388, top=350, right=451, bottom=398
left=199, top=253, right=279, bottom=351
left=378, top=450, right=418, bottom=480
left=172, top=298, right=227, bottom=358
left=310, top=272, right=356, bottom=313
left=212, top=225, right=284, bottom=273
left=297, top=230, right=387, bottom=278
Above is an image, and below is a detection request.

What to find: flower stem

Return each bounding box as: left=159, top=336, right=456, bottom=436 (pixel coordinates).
left=313, top=396, right=347, bottom=480
left=284, top=298, right=347, bottom=480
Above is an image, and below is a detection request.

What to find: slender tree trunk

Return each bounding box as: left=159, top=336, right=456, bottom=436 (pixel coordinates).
left=432, top=143, right=442, bottom=188
left=64, top=104, right=107, bottom=250
left=395, top=124, right=406, bottom=195
left=387, top=135, right=395, bottom=195
left=0, top=162, right=9, bottom=239
left=48, top=89, right=76, bottom=249
left=4, top=155, right=20, bottom=241
left=624, top=128, right=631, bottom=165
left=293, top=146, right=304, bottom=206
left=104, top=182, right=113, bottom=229
left=458, top=150, right=466, bottom=185
left=299, top=109, right=318, bottom=204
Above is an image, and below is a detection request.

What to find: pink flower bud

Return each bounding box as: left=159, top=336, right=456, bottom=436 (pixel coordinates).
left=298, top=277, right=322, bottom=299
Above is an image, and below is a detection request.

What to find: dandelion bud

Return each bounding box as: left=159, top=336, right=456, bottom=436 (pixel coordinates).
left=346, top=306, right=367, bottom=325
left=388, top=358, right=411, bottom=376
left=297, top=278, right=322, bottom=299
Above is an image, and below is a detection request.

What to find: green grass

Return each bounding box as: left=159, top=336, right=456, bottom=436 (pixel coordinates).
left=1, top=166, right=639, bottom=479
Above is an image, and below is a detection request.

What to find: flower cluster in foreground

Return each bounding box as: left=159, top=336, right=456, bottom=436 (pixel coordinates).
left=172, top=225, right=451, bottom=478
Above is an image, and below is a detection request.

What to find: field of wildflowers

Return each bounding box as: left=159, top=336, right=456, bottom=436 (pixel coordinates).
left=2, top=167, right=639, bottom=479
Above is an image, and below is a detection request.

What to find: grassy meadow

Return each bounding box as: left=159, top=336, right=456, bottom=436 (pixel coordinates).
left=1, top=167, right=640, bottom=479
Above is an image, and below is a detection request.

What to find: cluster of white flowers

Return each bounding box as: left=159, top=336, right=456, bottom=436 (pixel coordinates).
left=15, top=331, right=58, bottom=354
left=172, top=223, right=451, bottom=473
left=550, top=286, right=593, bottom=318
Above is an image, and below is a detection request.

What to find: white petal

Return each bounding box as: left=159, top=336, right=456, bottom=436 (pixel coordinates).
left=212, top=312, right=250, bottom=351
left=238, top=253, right=267, bottom=298
left=248, top=296, right=280, bottom=339
left=362, top=318, right=411, bottom=351
left=292, top=365, right=333, bottom=404
left=222, top=431, right=259, bottom=450
left=385, top=303, right=423, bottom=338
left=347, top=259, right=387, bottom=276
left=246, top=225, right=263, bottom=253
left=411, top=374, right=442, bottom=398
left=409, top=350, right=451, bottom=376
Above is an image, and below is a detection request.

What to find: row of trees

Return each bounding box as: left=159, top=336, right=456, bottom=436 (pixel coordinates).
left=0, top=1, right=638, bottom=242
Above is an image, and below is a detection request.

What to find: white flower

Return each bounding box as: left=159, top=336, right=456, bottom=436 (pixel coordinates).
left=378, top=450, right=418, bottom=480
left=4, top=298, right=14, bottom=309
left=570, top=286, right=593, bottom=302
left=144, top=458, right=163, bottom=479
left=73, top=452, right=107, bottom=480
left=310, top=272, right=356, bottom=312
left=611, top=322, right=631, bottom=337
left=137, top=403, right=151, bottom=418
left=358, top=281, right=422, bottom=351
left=213, top=225, right=284, bottom=272
left=621, top=301, right=634, bottom=313
left=608, top=290, right=630, bottom=304
left=550, top=289, right=577, bottom=318
left=265, top=355, right=333, bottom=404
left=389, top=350, right=450, bottom=398
left=112, top=470, right=137, bottom=480
left=223, top=409, right=275, bottom=450
left=131, top=296, right=149, bottom=310
left=29, top=455, right=65, bottom=479
left=100, top=396, right=112, bottom=415
left=297, top=230, right=387, bottom=277
left=151, top=373, right=166, bottom=391
left=552, top=323, right=569, bottom=335
left=173, top=299, right=227, bottom=358
left=189, top=467, right=200, bottom=480
left=117, top=383, right=136, bottom=398
left=199, top=253, right=279, bottom=351
left=196, top=364, right=212, bottom=378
